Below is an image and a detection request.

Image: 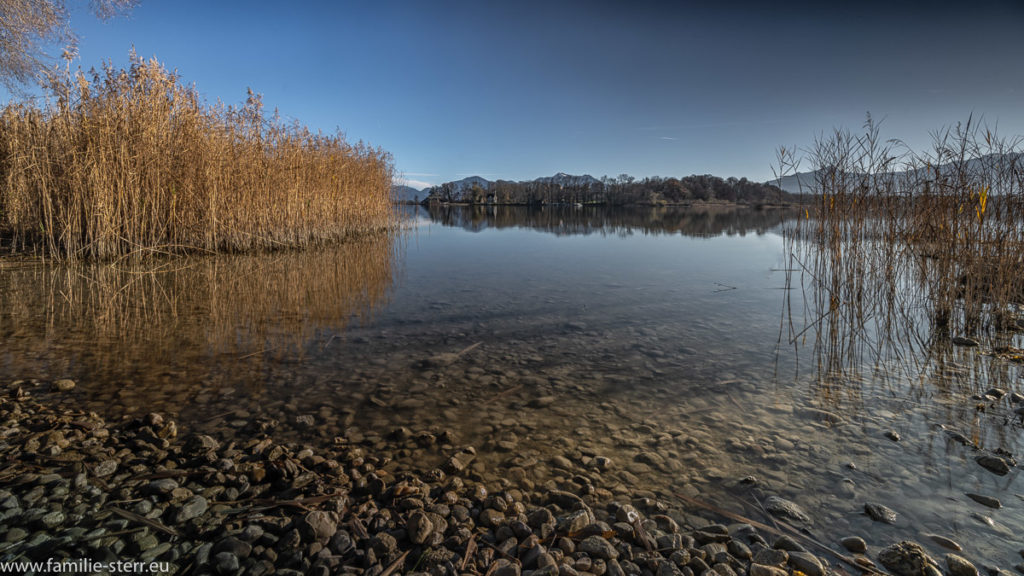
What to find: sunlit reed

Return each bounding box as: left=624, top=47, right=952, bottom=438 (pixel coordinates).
left=0, top=53, right=393, bottom=260
left=778, top=116, right=1024, bottom=386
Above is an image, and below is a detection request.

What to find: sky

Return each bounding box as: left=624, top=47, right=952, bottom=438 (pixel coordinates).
left=8, top=1, right=1024, bottom=189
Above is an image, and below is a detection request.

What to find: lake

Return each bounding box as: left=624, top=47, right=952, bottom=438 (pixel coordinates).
left=1, top=204, right=1021, bottom=569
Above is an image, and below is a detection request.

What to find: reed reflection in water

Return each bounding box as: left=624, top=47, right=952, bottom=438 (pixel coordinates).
left=0, top=232, right=397, bottom=398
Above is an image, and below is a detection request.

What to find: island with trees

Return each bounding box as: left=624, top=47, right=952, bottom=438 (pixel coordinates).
left=410, top=172, right=798, bottom=207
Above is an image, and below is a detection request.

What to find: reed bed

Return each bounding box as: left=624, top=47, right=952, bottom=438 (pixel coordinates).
left=0, top=54, right=394, bottom=260
left=779, top=117, right=1024, bottom=386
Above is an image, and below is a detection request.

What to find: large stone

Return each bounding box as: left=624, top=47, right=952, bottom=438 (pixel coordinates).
left=370, top=532, right=398, bottom=557
left=976, top=454, right=1010, bottom=475
left=749, top=564, right=788, bottom=576
left=789, top=551, right=824, bottom=576
left=556, top=510, right=591, bottom=534
left=878, top=541, right=938, bottom=576
left=492, top=559, right=521, bottom=576
left=299, top=511, right=337, bottom=542
left=840, top=536, right=867, bottom=553
left=965, top=493, right=1001, bottom=509
left=865, top=502, right=898, bottom=524
left=764, top=496, right=810, bottom=523
left=213, top=536, right=252, bottom=559
left=578, top=535, right=618, bottom=560
left=407, top=510, right=433, bottom=545
left=946, top=554, right=979, bottom=576
left=443, top=447, right=476, bottom=473
left=94, top=460, right=118, bottom=477
left=184, top=434, right=220, bottom=456
left=145, top=478, right=179, bottom=495
left=213, top=552, right=239, bottom=575
left=754, top=548, right=788, bottom=567
left=173, top=496, right=208, bottom=523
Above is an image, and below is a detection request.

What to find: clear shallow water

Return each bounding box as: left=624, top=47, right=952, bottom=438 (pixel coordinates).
left=1, top=205, right=1022, bottom=569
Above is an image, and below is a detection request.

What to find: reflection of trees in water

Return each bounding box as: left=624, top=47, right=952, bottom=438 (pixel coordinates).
left=0, top=233, right=397, bottom=380
left=424, top=204, right=802, bottom=238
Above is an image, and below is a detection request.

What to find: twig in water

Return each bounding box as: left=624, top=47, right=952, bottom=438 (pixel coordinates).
left=106, top=506, right=181, bottom=537
left=461, top=533, right=478, bottom=571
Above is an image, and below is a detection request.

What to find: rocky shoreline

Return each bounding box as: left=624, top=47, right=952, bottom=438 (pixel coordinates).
left=1, top=380, right=1020, bottom=576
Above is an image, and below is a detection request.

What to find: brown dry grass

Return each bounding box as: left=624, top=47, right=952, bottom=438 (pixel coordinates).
left=0, top=53, right=393, bottom=260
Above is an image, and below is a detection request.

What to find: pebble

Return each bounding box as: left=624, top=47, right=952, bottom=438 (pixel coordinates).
left=924, top=534, right=962, bottom=552
left=946, top=554, right=979, bottom=576
left=749, top=564, right=788, bottom=576
left=840, top=536, right=867, bottom=553
left=754, top=549, right=788, bottom=567
left=578, top=535, right=619, bottom=560
left=299, top=510, right=337, bottom=542
left=976, top=454, right=1011, bottom=475
left=788, top=551, right=824, bottom=576
left=407, top=510, right=433, bottom=544
left=213, top=551, right=240, bottom=575
left=865, top=502, right=898, bottom=524
left=965, top=493, right=1001, bottom=509
left=174, top=496, right=208, bottom=523
left=763, top=496, right=810, bottom=523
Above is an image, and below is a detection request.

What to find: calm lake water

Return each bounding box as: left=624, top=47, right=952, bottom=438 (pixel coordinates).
left=1, top=205, right=1022, bottom=568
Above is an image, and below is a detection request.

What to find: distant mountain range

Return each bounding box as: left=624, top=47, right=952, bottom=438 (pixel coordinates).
left=391, top=185, right=424, bottom=203
left=391, top=173, right=604, bottom=203
left=768, top=152, right=1024, bottom=195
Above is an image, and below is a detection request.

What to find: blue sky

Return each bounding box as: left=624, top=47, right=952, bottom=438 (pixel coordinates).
left=13, top=1, right=1024, bottom=188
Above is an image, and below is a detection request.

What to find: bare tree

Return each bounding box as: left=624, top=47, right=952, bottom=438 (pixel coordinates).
left=0, top=0, right=136, bottom=91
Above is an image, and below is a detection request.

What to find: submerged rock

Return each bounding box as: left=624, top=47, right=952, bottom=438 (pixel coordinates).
left=946, top=554, right=979, bottom=576
left=965, top=493, right=1001, bottom=509
left=864, top=502, right=898, bottom=524
left=924, top=534, right=962, bottom=552
left=763, top=496, right=810, bottom=523
left=976, top=454, right=1011, bottom=475
left=840, top=536, right=867, bottom=553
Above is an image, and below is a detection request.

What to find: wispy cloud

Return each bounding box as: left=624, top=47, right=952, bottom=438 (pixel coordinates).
left=397, top=177, right=435, bottom=189
left=455, top=172, right=500, bottom=177
left=660, top=136, right=677, bottom=140
left=639, top=118, right=787, bottom=131
left=403, top=172, right=439, bottom=177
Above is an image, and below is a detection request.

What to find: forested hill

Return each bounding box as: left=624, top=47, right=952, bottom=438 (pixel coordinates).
left=420, top=173, right=797, bottom=205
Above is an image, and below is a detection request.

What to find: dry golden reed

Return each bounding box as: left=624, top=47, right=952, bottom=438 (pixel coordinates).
left=778, top=116, right=1024, bottom=387
left=0, top=53, right=394, bottom=260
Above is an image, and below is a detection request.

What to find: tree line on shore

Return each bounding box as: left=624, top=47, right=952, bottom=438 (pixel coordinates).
left=422, top=173, right=798, bottom=206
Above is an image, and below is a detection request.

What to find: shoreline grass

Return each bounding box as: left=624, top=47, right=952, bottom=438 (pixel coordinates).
left=0, top=53, right=393, bottom=261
